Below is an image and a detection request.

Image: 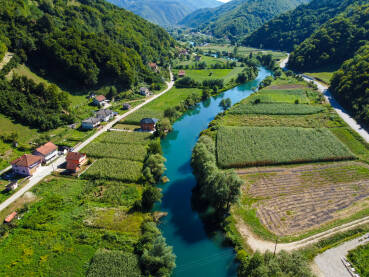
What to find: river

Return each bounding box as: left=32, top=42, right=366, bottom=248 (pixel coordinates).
left=158, top=67, right=271, bottom=277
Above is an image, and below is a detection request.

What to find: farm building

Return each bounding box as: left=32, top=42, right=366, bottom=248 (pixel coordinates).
left=139, top=87, right=151, bottom=97
left=34, top=141, right=58, bottom=163
left=149, top=62, right=159, bottom=72
left=140, top=118, right=158, bottom=132
left=178, top=70, right=186, bottom=77
left=66, top=152, right=87, bottom=173
left=4, top=212, right=17, bottom=223
left=82, top=117, right=101, bottom=130
left=11, top=154, right=42, bottom=176
left=95, top=109, right=114, bottom=122
left=93, top=95, right=106, bottom=106
left=123, top=103, right=131, bottom=110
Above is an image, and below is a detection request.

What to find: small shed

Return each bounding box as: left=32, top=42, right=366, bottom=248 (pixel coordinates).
left=139, top=87, right=151, bottom=97
left=123, top=103, right=131, bottom=110
left=140, top=118, right=159, bottom=132
left=4, top=212, right=17, bottom=223
left=6, top=181, right=18, bottom=191
left=178, top=70, right=186, bottom=77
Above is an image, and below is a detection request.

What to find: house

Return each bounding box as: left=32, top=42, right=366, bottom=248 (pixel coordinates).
left=6, top=181, right=18, bottom=191
left=139, top=87, right=151, bottom=97
left=34, top=141, right=58, bottom=163
left=93, top=95, right=106, bottom=106
left=178, top=70, right=186, bottom=77
left=82, top=117, right=101, bottom=130
left=149, top=62, right=159, bottom=72
left=140, top=118, right=158, bottom=132
left=4, top=212, right=17, bottom=223
left=195, top=55, right=201, bottom=62
left=66, top=152, right=87, bottom=173
left=95, top=109, right=114, bottom=122
left=11, top=154, right=42, bottom=176
left=123, top=103, right=131, bottom=110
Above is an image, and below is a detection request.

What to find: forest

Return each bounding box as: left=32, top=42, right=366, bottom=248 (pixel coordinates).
left=243, top=0, right=361, bottom=51
left=288, top=4, right=369, bottom=71
left=0, top=0, right=175, bottom=90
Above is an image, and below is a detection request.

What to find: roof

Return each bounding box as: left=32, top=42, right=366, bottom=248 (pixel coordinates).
left=11, top=154, right=42, bottom=167
left=140, top=118, right=159, bottom=124
left=4, top=212, right=17, bottom=223
left=82, top=117, right=100, bottom=124
left=35, top=142, right=57, bottom=156
left=140, top=87, right=149, bottom=92
left=149, top=62, right=157, bottom=68
left=96, top=109, right=113, bottom=117
left=95, top=95, right=106, bottom=102
left=178, top=70, right=185, bottom=75
left=66, top=152, right=86, bottom=161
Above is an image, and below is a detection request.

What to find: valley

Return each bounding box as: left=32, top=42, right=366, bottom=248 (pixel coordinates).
left=1, top=0, right=369, bottom=276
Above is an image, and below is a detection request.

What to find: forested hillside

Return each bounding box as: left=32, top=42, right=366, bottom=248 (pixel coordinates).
left=180, top=0, right=309, bottom=41
left=107, top=0, right=222, bottom=26
left=330, top=45, right=369, bottom=126
left=243, top=0, right=361, bottom=51
left=0, top=0, right=175, bottom=90
left=288, top=4, right=369, bottom=71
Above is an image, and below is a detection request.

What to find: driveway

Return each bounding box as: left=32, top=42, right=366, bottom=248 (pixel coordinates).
left=0, top=72, right=174, bottom=213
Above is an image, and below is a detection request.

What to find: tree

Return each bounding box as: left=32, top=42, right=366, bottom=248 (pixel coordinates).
left=141, top=186, right=162, bottom=212
left=148, top=139, right=162, bottom=155
left=155, top=118, right=172, bottom=138
left=106, top=86, right=118, bottom=100
left=202, top=88, right=210, bottom=100
left=219, top=98, right=231, bottom=110
left=143, top=154, right=166, bottom=184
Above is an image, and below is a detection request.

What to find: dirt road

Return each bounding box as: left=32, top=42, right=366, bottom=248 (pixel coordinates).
left=0, top=72, right=174, bottom=213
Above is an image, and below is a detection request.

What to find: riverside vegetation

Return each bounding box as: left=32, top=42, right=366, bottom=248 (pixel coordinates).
left=191, top=69, right=369, bottom=275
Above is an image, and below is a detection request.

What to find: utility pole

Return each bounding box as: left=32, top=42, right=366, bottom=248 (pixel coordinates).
left=273, top=238, right=278, bottom=257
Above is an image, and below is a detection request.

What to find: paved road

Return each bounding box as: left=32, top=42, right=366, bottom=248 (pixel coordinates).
left=0, top=72, right=174, bottom=213
left=315, top=233, right=369, bottom=277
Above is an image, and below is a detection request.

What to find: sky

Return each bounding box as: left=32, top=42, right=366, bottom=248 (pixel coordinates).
left=218, top=0, right=231, bottom=2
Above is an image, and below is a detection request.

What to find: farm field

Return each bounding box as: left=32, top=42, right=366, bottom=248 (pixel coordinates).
left=173, top=67, right=243, bottom=83
left=348, top=243, right=369, bottom=277
left=217, top=126, right=354, bottom=168
left=228, top=103, right=324, bottom=115
left=83, top=142, right=147, bottom=161
left=124, top=87, right=202, bottom=124
left=245, top=89, right=310, bottom=104
left=98, top=131, right=152, bottom=145
left=235, top=161, right=369, bottom=239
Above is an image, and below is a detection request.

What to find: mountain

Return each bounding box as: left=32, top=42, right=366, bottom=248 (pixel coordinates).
left=243, top=0, right=361, bottom=51
left=180, top=0, right=309, bottom=40
left=288, top=3, right=369, bottom=71
left=107, top=0, right=223, bottom=26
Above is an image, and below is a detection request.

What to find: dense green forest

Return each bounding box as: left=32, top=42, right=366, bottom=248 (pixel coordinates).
left=330, top=45, right=369, bottom=126
left=288, top=4, right=369, bottom=71
left=179, top=0, right=308, bottom=41
left=0, top=0, right=175, bottom=90
left=243, top=0, right=361, bottom=51
left=107, top=0, right=222, bottom=26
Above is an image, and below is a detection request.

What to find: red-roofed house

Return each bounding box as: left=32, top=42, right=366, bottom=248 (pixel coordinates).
left=178, top=70, right=186, bottom=77
left=93, top=95, right=106, bottom=106
left=4, top=212, right=17, bottom=223
left=149, top=62, right=159, bottom=72
left=34, top=142, right=58, bottom=163
left=11, top=154, right=42, bottom=176
left=66, top=152, right=87, bottom=173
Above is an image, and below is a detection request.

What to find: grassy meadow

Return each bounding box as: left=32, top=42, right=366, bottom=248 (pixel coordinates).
left=348, top=244, right=369, bottom=277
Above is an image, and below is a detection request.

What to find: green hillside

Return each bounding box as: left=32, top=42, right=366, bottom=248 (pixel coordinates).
left=107, top=0, right=222, bottom=26
left=0, top=0, right=174, bottom=90
left=180, top=0, right=309, bottom=41
left=243, top=0, right=360, bottom=51
left=288, top=4, right=369, bottom=71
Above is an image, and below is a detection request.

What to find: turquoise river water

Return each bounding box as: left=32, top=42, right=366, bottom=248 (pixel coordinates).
left=158, top=67, right=271, bottom=277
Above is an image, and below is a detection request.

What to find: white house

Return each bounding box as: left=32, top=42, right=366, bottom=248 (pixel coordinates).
left=139, top=87, right=151, bottom=97
left=95, top=109, right=114, bottom=122
left=93, top=95, right=106, bottom=106
left=11, top=154, right=42, bottom=176
left=82, top=117, right=101, bottom=130
left=33, top=142, right=58, bottom=163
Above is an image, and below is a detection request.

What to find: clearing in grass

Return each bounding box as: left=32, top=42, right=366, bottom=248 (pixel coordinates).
left=217, top=126, right=355, bottom=168
left=83, top=158, right=143, bottom=182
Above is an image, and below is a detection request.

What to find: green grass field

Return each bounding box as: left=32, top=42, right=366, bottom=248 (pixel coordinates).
left=304, top=65, right=339, bottom=85
left=229, top=103, right=324, bottom=115
left=124, top=87, right=202, bottom=124
left=246, top=89, right=310, bottom=104
left=173, top=67, right=243, bottom=83
left=348, top=244, right=369, bottom=277
left=217, top=126, right=355, bottom=168
left=98, top=132, right=152, bottom=145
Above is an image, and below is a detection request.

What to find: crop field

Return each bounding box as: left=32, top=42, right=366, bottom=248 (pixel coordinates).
left=124, top=87, right=202, bottom=124
left=83, top=142, right=147, bottom=162
left=173, top=67, right=243, bottom=83
left=99, top=131, right=152, bottom=145
left=246, top=89, right=310, bottom=104
left=228, top=103, right=324, bottom=115
left=83, top=158, right=143, bottom=182
left=217, top=126, right=355, bottom=168
left=236, top=162, right=369, bottom=237
left=348, top=243, right=369, bottom=277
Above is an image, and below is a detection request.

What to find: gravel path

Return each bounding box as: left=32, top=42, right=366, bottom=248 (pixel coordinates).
left=0, top=72, right=174, bottom=213
left=315, top=233, right=369, bottom=277
left=0, top=52, right=13, bottom=71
